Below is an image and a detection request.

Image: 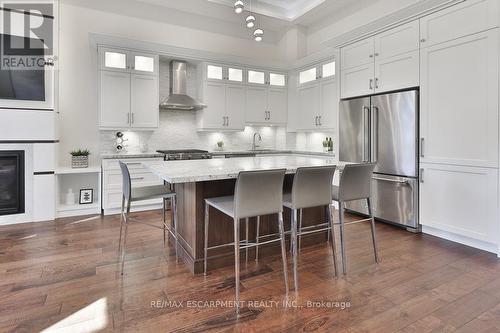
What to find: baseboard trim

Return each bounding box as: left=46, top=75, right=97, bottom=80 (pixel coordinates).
left=422, top=225, right=498, bottom=256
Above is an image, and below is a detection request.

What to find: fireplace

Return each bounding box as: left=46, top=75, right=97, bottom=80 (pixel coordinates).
left=0, top=151, right=25, bottom=216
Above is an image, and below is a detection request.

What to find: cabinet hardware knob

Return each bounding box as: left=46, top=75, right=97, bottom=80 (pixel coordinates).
left=369, top=54, right=373, bottom=58
left=420, top=38, right=426, bottom=43
left=375, top=53, right=379, bottom=56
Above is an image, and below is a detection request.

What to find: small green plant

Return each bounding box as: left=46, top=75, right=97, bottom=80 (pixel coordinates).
left=217, top=141, right=224, bottom=148
left=70, top=149, right=90, bottom=157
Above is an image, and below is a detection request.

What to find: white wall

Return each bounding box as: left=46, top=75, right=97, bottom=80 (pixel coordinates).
left=57, top=1, right=284, bottom=167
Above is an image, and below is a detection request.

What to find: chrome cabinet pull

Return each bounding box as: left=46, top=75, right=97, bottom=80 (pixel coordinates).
left=131, top=177, right=145, bottom=181
left=318, top=116, right=322, bottom=126
left=369, top=79, right=373, bottom=90
left=126, top=162, right=141, bottom=166
left=375, top=78, right=379, bottom=89
left=127, top=113, right=130, bottom=124
left=131, top=113, right=134, bottom=124
left=420, top=138, right=425, bottom=157
left=419, top=168, right=424, bottom=183
left=372, top=176, right=409, bottom=185
left=226, top=116, right=229, bottom=126
left=315, top=116, right=318, bottom=126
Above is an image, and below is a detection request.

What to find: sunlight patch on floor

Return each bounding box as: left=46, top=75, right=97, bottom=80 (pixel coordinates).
left=41, top=298, right=109, bottom=333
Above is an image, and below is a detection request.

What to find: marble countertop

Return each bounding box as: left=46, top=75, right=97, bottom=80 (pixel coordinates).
left=142, top=155, right=345, bottom=184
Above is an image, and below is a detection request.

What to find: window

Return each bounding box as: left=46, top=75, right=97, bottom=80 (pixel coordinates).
left=248, top=70, right=265, bottom=84
left=228, top=68, right=243, bottom=82
left=104, top=52, right=127, bottom=69
left=134, top=56, right=154, bottom=72
left=299, top=67, right=317, bottom=84
left=322, top=61, right=335, bottom=78
left=207, top=65, right=223, bottom=80
left=269, top=73, right=286, bottom=86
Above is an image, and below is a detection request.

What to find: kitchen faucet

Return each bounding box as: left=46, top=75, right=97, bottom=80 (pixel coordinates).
left=252, top=132, right=262, bottom=150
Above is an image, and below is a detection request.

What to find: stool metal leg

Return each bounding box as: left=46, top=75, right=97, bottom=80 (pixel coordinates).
left=298, top=208, right=303, bottom=253
left=367, top=197, right=379, bottom=264
left=118, top=196, right=125, bottom=254
left=245, top=218, right=249, bottom=264
left=162, top=198, right=166, bottom=247
left=255, top=216, right=260, bottom=262
left=339, top=202, right=347, bottom=275
left=234, top=218, right=241, bottom=316
left=121, top=203, right=131, bottom=275
left=172, top=195, right=179, bottom=263
left=278, top=212, right=289, bottom=295
left=327, top=204, right=338, bottom=277
left=291, top=209, right=299, bottom=292
left=326, top=205, right=331, bottom=244
left=204, top=202, right=209, bottom=275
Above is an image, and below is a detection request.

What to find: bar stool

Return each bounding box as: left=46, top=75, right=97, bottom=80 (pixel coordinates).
left=203, top=169, right=288, bottom=315
left=332, top=163, right=378, bottom=275
left=282, top=166, right=337, bottom=291
left=118, top=161, right=178, bottom=275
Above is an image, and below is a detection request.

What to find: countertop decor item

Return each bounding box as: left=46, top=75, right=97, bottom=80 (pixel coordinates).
left=79, top=189, right=93, bottom=204
left=323, top=139, right=329, bottom=152
left=70, top=149, right=90, bottom=168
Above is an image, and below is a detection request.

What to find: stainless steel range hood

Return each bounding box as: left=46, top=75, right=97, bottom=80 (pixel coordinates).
left=160, top=60, right=206, bottom=111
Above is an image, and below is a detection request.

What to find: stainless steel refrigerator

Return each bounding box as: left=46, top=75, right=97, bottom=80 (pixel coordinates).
left=339, top=89, right=419, bottom=231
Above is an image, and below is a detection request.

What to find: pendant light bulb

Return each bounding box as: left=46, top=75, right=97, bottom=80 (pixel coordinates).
left=254, top=35, right=262, bottom=42
left=234, top=0, right=244, bottom=14
left=246, top=15, right=255, bottom=28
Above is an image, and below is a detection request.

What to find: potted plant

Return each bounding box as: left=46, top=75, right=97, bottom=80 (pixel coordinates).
left=216, top=141, right=224, bottom=151
left=70, top=149, right=90, bottom=168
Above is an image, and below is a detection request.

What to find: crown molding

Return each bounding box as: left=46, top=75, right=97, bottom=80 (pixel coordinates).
left=323, top=0, right=465, bottom=48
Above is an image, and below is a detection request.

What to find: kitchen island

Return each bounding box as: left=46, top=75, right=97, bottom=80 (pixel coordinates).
left=143, top=155, right=343, bottom=274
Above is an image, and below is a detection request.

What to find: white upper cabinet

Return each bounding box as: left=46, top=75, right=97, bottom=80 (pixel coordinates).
left=130, top=74, right=159, bottom=128
left=298, top=84, right=320, bottom=129
left=374, top=20, right=420, bottom=59
left=100, top=48, right=158, bottom=75
left=247, top=70, right=266, bottom=85
left=420, top=29, right=499, bottom=168
left=299, top=60, right=336, bottom=86
left=341, top=38, right=375, bottom=70
left=206, top=64, right=245, bottom=84
left=225, top=85, right=246, bottom=129
left=267, top=88, right=287, bottom=124
left=269, top=73, right=286, bottom=87
left=99, top=71, right=131, bottom=128
left=299, top=67, right=317, bottom=85
left=246, top=86, right=267, bottom=124
left=99, top=47, right=159, bottom=129
left=420, top=0, right=498, bottom=48
left=245, top=86, right=287, bottom=125
left=340, top=21, right=420, bottom=98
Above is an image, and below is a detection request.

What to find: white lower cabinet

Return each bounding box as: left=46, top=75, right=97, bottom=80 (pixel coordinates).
left=102, top=158, right=164, bottom=215
left=419, top=163, right=498, bottom=245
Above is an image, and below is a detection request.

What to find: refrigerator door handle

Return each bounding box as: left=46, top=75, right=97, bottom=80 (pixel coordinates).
left=373, top=176, right=409, bottom=185
left=420, top=138, right=425, bottom=157
left=371, top=106, right=379, bottom=163
left=362, top=106, right=370, bottom=162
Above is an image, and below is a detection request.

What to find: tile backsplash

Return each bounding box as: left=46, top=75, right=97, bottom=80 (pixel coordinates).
left=99, top=58, right=334, bottom=155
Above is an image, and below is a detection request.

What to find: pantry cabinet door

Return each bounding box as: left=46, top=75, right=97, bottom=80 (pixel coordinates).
left=420, top=30, right=499, bottom=167
left=245, top=86, right=267, bottom=123
left=374, top=50, right=419, bottom=93
left=340, top=63, right=375, bottom=99
left=130, top=74, right=159, bottom=128
left=420, top=163, right=498, bottom=244
left=99, top=71, right=130, bottom=128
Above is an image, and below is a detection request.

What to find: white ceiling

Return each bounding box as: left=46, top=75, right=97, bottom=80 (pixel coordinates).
left=65, top=0, right=382, bottom=44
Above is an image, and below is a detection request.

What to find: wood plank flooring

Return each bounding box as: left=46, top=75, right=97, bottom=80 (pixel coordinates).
left=0, top=210, right=499, bottom=332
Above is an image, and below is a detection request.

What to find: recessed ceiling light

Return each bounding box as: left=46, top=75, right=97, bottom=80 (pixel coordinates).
left=234, top=0, right=244, bottom=14
left=246, top=15, right=255, bottom=28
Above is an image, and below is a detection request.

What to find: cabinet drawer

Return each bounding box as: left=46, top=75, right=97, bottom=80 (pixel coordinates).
left=104, top=170, right=163, bottom=188
left=420, top=0, right=498, bottom=47
left=102, top=158, right=163, bottom=171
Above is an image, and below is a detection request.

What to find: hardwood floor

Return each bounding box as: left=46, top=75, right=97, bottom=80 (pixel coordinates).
left=1, top=210, right=500, bottom=332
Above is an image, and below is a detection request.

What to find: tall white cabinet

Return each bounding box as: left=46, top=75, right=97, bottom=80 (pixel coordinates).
left=418, top=0, right=499, bottom=251
left=99, top=47, right=159, bottom=130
